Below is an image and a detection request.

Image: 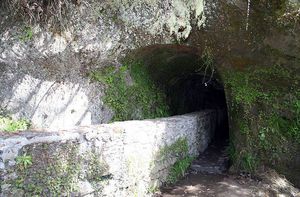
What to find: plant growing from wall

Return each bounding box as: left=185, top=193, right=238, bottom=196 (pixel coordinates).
left=9, top=142, right=112, bottom=196
left=167, top=156, right=194, bottom=184
left=16, top=153, right=33, bottom=170
left=0, top=115, right=30, bottom=132
left=2, top=0, right=81, bottom=29
left=19, top=26, right=33, bottom=42
left=196, top=46, right=215, bottom=86
left=157, top=137, right=195, bottom=184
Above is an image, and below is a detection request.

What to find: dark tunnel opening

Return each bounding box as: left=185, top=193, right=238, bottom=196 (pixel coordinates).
left=134, top=45, right=230, bottom=171
left=165, top=72, right=230, bottom=173
left=165, top=73, right=229, bottom=147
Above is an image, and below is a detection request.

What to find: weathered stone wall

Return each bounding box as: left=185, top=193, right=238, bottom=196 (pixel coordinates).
left=0, top=111, right=217, bottom=196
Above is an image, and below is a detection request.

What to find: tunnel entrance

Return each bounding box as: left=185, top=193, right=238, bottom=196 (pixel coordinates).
left=165, top=72, right=230, bottom=175
left=166, top=73, right=229, bottom=147
left=134, top=45, right=230, bottom=157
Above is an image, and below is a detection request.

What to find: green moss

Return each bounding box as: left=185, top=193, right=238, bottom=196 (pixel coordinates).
left=89, top=61, right=170, bottom=121
left=157, top=137, right=194, bottom=184
left=223, top=64, right=300, bottom=173
left=11, top=143, right=81, bottom=195
left=158, top=137, right=189, bottom=159
left=10, top=142, right=111, bottom=196
left=86, top=153, right=110, bottom=183
left=0, top=115, right=30, bottom=132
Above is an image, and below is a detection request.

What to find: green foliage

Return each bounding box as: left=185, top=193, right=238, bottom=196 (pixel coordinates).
left=89, top=61, right=170, bottom=121
left=157, top=137, right=194, bottom=184
left=240, top=152, right=257, bottom=173
left=19, top=26, right=33, bottom=42
left=223, top=64, right=300, bottom=173
left=12, top=145, right=80, bottom=195
left=167, top=156, right=194, bottom=184
left=0, top=115, right=30, bottom=132
left=16, top=153, right=33, bottom=170
left=224, top=71, right=263, bottom=106
left=159, top=137, right=189, bottom=159
left=147, top=184, right=159, bottom=194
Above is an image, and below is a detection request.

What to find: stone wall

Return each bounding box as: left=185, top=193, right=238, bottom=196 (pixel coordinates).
left=0, top=111, right=217, bottom=197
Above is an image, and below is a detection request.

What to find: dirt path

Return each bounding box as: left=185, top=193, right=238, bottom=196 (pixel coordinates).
left=159, top=173, right=286, bottom=197
left=156, top=143, right=300, bottom=197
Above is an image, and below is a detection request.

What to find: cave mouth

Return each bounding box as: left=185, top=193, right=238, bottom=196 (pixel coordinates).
left=133, top=44, right=229, bottom=152
left=166, top=73, right=229, bottom=148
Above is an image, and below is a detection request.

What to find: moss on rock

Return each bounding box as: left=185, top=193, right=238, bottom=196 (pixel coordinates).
left=222, top=64, right=300, bottom=182
left=89, top=61, right=170, bottom=121
left=157, top=137, right=194, bottom=184
left=6, top=141, right=111, bottom=196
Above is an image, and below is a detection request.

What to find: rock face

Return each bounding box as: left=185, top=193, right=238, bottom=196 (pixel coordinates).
left=0, top=111, right=217, bottom=196
left=0, top=0, right=206, bottom=129
left=0, top=0, right=299, bottom=189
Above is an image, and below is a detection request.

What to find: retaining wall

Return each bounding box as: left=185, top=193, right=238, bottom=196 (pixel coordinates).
left=0, top=111, right=217, bottom=196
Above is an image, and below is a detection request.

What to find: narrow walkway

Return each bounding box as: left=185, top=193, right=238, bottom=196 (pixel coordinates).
left=157, top=142, right=300, bottom=197
left=189, top=142, right=229, bottom=175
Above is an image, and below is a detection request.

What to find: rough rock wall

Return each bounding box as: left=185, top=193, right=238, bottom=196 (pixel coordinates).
left=0, top=0, right=206, bottom=129
left=0, top=111, right=216, bottom=196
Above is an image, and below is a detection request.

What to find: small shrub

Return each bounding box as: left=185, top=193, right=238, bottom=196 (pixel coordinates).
left=0, top=115, right=30, bottom=132
left=19, top=26, right=33, bottom=42
left=16, top=153, right=33, bottom=169
left=167, top=156, right=194, bottom=184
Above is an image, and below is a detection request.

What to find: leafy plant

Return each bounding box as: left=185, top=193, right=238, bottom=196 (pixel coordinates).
left=16, top=153, right=33, bottom=169
left=19, top=26, right=33, bottom=42
left=147, top=184, right=159, bottom=194
left=0, top=115, right=30, bottom=132
left=167, top=156, right=194, bottom=184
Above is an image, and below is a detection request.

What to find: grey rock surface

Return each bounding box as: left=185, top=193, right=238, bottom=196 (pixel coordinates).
left=0, top=0, right=206, bottom=129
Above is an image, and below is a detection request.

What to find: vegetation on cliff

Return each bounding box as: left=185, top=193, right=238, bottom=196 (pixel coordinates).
left=89, top=61, right=170, bottom=121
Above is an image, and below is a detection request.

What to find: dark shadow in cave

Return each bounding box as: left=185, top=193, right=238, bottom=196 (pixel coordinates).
left=168, top=73, right=231, bottom=175
left=162, top=65, right=230, bottom=175
left=166, top=73, right=229, bottom=147
left=134, top=44, right=230, bottom=171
